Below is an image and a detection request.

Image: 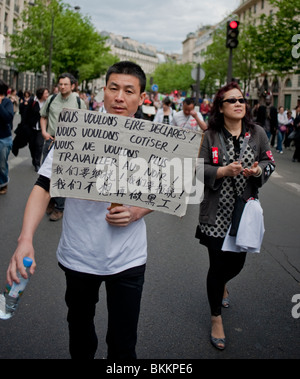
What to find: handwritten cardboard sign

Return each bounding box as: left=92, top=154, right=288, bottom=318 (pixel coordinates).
left=50, top=108, right=203, bottom=217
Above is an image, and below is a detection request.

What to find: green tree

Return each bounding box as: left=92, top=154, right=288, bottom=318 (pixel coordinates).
left=201, top=21, right=260, bottom=95
left=247, top=0, right=300, bottom=75
left=8, top=0, right=118, bottom=88
left=201, top=0, right=300, bottom=93
left=149, top=62, right=194, bottom=93
left=201, top=24, right=229, bottom=93
left=231, top=22, right=262, bottom=94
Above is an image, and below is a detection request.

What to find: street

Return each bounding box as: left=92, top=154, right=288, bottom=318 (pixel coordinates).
left=0, top=119, right=299, bottom=360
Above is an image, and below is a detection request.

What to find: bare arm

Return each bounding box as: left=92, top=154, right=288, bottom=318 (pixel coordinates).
left=40, top=116, right=53, bottom=141
left=190, top=110, right=207, bottom=131
left=7, top=185, right=51, bottom=285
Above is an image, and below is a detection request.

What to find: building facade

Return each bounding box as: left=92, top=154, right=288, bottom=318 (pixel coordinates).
left=101, top=31, right=159, bottom=75
left=90, top=31, right=176, bottom=92
left=182, top=0, right=300, bottom=110
left=0, top=0, right=48, bottom=92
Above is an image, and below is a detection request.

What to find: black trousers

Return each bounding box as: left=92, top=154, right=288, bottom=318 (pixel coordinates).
left=207, top=248, right=246, bottom=316
left=293, top=138, right=300, bottom=161
left=60, top=263, right=146, bottom=359
left=28, top=129, right=44, bottom=168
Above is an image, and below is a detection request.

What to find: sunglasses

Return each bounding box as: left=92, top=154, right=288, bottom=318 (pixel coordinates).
left=222, top=98, right=246, bottom=104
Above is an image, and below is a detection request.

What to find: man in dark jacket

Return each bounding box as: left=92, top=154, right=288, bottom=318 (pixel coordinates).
left=0, top=80, right=14, bottom=195
left=292, top=105, right=300, bottom=162
left=256, top=96, right=278, bottom=146
left=28, top=88, right=49, bottom=171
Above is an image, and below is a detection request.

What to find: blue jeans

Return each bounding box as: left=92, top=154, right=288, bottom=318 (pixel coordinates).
left=276, top=128, right=284, bottom=152
left=42, top=138, right=54, bottom=163
left=0, top=136, right=12, bottom=188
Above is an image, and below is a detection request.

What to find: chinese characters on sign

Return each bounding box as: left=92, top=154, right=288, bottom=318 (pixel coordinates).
left=50, top=109, right=204, bottom=217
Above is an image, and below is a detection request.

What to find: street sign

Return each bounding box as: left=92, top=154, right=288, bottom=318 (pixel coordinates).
left=151, top=84, right=158, bottom=92
left=191, top=67, right=205, bottom=81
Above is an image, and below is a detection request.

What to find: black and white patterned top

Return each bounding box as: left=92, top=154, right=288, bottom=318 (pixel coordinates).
left=200, top=133, right=255, bottom=238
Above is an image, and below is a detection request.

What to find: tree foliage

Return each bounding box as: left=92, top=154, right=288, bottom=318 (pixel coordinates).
left=247, top=0, right=300, bottom=75
left=201, top=21, right=261, bottom=94
left=149, top=62, right=194, bottom=93
left=8, top=0, right=118, bottom=84
left=201, top=25, right=229, bottom=93
left=200, top=0, right=300, bottom=92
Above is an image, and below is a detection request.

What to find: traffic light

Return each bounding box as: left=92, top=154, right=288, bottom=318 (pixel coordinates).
left=226, top=20, right=240, bottom=49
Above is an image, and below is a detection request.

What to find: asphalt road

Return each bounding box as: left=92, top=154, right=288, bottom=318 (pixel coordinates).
left=0, top=119, right=299, bottom=360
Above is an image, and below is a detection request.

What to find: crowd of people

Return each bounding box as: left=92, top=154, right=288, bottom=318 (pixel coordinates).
left=134, top=92, right=300, bottom=164
left=0, top=61, right=298, bottom=358
left=252, top=96, right=300, bottom=161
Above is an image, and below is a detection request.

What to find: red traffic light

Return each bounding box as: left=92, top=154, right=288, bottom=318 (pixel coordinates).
left=226, top=20, right=240, bottom=49
left=229, top=21, right=238, bottom=29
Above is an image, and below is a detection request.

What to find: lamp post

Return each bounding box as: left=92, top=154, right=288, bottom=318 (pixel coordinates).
left=47, top=11, right=54, bottom=89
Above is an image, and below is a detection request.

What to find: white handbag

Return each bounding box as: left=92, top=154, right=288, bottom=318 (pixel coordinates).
left=222, top=199, right=265, bottom=253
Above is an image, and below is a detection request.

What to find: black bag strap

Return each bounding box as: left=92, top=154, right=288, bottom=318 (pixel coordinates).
left=46, top=94, right=57, bottom=114
left=219, top=132, right=239, bottom=197
left=76, top=96, right=81, bottom=109
left=46, top=93, right=81, bottom=114
left=219, top=132, right=230, bottom=164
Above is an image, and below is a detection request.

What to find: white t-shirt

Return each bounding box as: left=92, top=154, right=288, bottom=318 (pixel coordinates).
left=171, top=110, right=204, bottom=131
left=39, top=148, right=147, bottom=275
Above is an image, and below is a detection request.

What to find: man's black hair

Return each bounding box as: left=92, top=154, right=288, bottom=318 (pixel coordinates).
left=183, top=97, right=195, bottom=106
left=58, top=73, right=77, bottom=86
left=106, top=61, right=146, bottom=93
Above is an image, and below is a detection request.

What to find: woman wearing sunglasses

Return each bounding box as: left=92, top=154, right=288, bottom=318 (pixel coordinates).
left=196, top=82, right=275, bottom=350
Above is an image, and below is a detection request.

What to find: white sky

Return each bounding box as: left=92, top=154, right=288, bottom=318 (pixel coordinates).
left=65, top=0, right=241, bottom=53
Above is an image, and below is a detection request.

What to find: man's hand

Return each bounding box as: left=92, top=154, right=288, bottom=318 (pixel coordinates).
left=189, top=109, right=197, bottom=118
left=7, top=239, right=36, bottom=286
left=42, top=132, right=54, bottom=142
left=106, top=205, right=152, bottom=227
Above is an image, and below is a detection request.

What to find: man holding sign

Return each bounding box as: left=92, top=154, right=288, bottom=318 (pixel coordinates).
left=6, top=61, right=152, bottom=359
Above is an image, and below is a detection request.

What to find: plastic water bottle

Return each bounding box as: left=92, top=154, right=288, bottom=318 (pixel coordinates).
left=0, top=257, right=33, bottom=320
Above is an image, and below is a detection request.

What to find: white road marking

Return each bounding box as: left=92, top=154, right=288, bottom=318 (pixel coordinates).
left=286, top=183, right=300, bottom=192
left=271, top=171, right=282, bottom=178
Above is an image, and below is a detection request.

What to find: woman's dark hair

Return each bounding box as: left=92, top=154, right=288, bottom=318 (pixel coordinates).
left=0, top=80, right=8, bottom=96
left=163, top=96, right=171, bottom=106
left=24, top=90, right=31, bottom=98
left=36, top=87, right=48, bottom=100
left=208, top=82, right=255, bottom=133
left=106, top=61, right=146, bottom=93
